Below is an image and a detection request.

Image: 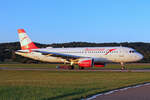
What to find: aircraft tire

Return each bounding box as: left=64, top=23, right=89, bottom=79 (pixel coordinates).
left=68, top=65, right=74, bottom=70
left=79, top=66, right=84, bottom=70
left=71, top=65, right=74, bottom=70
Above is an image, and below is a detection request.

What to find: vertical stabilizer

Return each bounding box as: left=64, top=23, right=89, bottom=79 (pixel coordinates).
left=17, top=29, right=39, bottom=50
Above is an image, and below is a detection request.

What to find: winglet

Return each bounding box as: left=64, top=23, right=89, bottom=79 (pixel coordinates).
left=17, top=29, right=39, bottom=50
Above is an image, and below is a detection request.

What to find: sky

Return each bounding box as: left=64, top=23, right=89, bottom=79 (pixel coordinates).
left=0, top=0, right=150, bottom=44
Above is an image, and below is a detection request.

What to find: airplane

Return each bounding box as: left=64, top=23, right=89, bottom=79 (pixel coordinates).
left=15, top=29, right=143, bottom=70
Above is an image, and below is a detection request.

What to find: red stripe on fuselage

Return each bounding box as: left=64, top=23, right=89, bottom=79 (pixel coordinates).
left=105, top=49, right=117, bottom=55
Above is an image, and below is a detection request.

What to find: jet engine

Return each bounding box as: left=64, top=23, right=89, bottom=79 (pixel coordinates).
left=78, top=58, right=94, bottom=67
left=78, top=58, right=106, bottom=67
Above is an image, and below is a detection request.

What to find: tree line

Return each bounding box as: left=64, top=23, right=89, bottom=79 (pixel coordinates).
left=0, top=42, right=149, bottom=63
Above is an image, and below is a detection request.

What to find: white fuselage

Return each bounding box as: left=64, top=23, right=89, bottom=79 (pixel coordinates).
left=16, top=46, right=143, bottom=63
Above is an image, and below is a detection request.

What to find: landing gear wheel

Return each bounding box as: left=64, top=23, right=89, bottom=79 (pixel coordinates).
left=71, top=65, right=74, bottom=70
left=79, top=66, right=84, bottom=70
left=68, top=65, right=74, bottom=70
left=81, top=67, right=84, bottom=70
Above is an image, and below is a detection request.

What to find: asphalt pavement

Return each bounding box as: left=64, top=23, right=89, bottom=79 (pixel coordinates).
left=1, top=67, right=150, bottom=72
left=89, top=83, right=150, bottom=100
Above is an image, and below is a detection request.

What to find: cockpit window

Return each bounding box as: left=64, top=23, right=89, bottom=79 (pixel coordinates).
left=129, top=50, right=135, bottom=53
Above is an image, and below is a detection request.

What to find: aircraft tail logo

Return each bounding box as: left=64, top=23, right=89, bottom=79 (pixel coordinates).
left=17, top=29, right=39, bottom=50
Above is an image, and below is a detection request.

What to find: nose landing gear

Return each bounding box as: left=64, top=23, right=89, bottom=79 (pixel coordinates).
left=121, top=62, right=126, bottom=70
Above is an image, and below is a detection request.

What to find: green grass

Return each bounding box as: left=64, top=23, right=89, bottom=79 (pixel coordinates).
left=0, top=64, right=58, bottom=68
left=0, top=64, right=150, bottom=100
left=102, top=63, right=150, bottom=69
left=0, top=63, right=150, bottom=70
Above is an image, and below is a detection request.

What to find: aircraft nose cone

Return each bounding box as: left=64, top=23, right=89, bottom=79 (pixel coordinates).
left=137, top=53, right=143, bottom=61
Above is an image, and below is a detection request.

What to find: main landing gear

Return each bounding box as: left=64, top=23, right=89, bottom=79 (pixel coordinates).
left=68, top=65, right=85, bottom=70
left=68, top=65, right=74, bottom=70
left=79, top=66, right=84, bottom=70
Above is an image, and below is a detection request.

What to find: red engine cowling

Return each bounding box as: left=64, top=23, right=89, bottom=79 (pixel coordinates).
left=78, top=58, right=94, bottom=67
left=94, top=62, right=105, bottom=67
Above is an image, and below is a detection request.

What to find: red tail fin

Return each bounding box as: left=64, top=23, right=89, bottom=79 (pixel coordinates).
left=17, top=29, right=39, bottom=50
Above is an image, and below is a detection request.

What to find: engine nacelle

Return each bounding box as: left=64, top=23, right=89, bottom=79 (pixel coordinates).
left=94, top=62, right=105, bottom=67
left=78, top=58, right=106, bottom=68
left=78, top=58, right=94, bottom=67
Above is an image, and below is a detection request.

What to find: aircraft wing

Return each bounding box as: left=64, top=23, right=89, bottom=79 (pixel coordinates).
left=33, top=50, right=83, bottom=59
